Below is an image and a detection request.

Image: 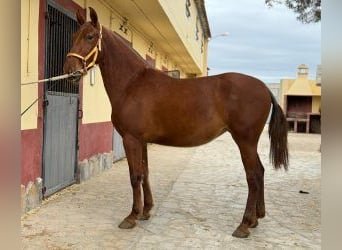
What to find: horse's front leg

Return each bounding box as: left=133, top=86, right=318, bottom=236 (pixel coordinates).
left=119, top=134, right=144, bottom=229
left=138, top=143, right=154, bottom=220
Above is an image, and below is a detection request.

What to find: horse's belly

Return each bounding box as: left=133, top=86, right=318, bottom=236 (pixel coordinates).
left=148, top=126, right=227, bottom=147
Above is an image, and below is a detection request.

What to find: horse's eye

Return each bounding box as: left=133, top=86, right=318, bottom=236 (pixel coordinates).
left=86, top=34, right=94, bottom=41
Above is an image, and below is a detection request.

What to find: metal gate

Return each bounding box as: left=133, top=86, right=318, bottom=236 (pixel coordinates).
left=42, top=1, right=79, bottom=196
left=113, top=128, right=126, bottom=162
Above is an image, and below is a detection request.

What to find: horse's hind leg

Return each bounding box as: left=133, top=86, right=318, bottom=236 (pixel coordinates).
left=119, top=134, right=144, bottom=229
left=256, top=154, right=265, bottom=219
left=231, top=135, right=260, bottom=238
left=138, top=143, right=154, bottom=220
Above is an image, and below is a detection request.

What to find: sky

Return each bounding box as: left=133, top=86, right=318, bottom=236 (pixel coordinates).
left=204, top=0, right=321, bottom=83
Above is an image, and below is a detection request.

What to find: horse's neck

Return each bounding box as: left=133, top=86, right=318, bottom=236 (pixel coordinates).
left=98, top=27, right=147, bottom=113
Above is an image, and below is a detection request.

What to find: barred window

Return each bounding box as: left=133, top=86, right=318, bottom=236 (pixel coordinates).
left=186, top=0, right=191, bottom=17
left=201, top=38, right=204, bottom=53
left=195, top=17, right=199, bottom=40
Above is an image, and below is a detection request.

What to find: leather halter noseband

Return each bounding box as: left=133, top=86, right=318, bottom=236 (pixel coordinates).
left=66, top=24, right=102, bottom=73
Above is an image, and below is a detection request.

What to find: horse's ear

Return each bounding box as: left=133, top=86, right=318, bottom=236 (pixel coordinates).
left=76, top=10, right=85, bottom=25
left=89, top=7, right=98, bottom=27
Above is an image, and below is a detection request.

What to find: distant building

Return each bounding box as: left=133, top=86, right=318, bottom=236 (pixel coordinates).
left=268, top=83, right=281, bottom=103
left=266, top=83, right=281, bottom=123
left=280, top=64, right=321, bottom=133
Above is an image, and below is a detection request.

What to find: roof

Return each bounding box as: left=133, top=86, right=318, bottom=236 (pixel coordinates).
left=286, top=78, right=321, bottom=96
left=285, top=64, right=321, bottom=96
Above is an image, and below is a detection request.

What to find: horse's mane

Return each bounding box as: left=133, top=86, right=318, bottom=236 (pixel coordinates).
left=105, top=27, right=151, bottom=68
left=103, top=26, right=177, bottom=78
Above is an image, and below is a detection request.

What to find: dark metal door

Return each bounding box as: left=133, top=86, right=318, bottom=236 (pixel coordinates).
left=43, top=93, right=78, bottom=196
left=42, top=1, right=79, bottom=196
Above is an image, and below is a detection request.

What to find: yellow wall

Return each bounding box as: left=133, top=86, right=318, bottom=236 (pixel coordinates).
left=312, top=96, right=321, bottom=113
left=131, top=33, right=149, bottom=58
left=279, top=79, right=293, bottom=109
left=81, top=68, right=112, bottom=124
left=159, top=0, right=205, bottom=74
left=201, top=39, right=209, bottom=76
left=87, top=0, right=111, bottom=27
left=21, top=0, right=40, bottom=130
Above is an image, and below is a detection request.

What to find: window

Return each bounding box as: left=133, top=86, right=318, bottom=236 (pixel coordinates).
left=119, top=17, right=128, bottom=34
left=186, top=0, right=191, bottom=17
left=148, top=42, right=154, bottom=54
left=201, top=38, right=204, bottom=53
left=167, top=70, right=180, bottom=79
left=195, top=17, right=199, bottom=40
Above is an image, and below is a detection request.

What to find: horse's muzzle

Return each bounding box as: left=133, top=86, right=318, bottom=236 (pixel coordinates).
left=68, top=70, right=83, bottom=83
left=63, top=57, right=85, bottom=83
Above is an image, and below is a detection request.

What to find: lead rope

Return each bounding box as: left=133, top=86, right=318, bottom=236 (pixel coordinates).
left=21, top=70, right=84, bottom=86
left=21, top=70, right=84, bottom=117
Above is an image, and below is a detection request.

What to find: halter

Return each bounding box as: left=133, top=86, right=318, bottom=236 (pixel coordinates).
left=66, top=24, right=102, bottom=73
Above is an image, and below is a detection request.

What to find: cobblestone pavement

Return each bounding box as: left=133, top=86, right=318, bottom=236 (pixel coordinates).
left=21, top=130, right=321, bottom=249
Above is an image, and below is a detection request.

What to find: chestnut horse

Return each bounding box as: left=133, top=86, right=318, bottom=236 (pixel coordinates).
left=64, top=7, right=288, bottom=238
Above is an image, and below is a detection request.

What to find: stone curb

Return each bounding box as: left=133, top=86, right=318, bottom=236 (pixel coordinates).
left=21, top=177, right=43, bottom=215
left=77, top=151, right=114, bottom=183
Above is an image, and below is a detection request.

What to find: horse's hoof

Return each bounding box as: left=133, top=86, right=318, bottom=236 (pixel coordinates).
left=250, top=220, right=258, bottom=228
left=118, top=219, right=136, bottom=229
left=232, top=227, right=250, bottom=238
left=137, top=213, right=151, bottom=220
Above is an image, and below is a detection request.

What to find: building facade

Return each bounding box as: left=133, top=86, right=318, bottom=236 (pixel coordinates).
left=280, top=64, right=321, bottom=133
left=21, top=0, right=211, bottom=212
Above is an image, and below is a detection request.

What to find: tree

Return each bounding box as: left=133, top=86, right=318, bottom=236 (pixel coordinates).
left=265, top=0, right=321, bottom=23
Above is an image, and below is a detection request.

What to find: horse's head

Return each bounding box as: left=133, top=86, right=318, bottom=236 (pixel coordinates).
left=63, top=7, right=102, bottom=83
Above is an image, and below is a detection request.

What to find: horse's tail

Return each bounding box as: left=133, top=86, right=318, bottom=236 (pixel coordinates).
left=268, top=90, right=289, bottom=170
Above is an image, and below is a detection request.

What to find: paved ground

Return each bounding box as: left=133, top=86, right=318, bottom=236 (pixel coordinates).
left=21, top=130, right=321, bottom=249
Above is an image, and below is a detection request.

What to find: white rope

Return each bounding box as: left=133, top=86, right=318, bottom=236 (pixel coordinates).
left=21, top=70, right=84, bottom=86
